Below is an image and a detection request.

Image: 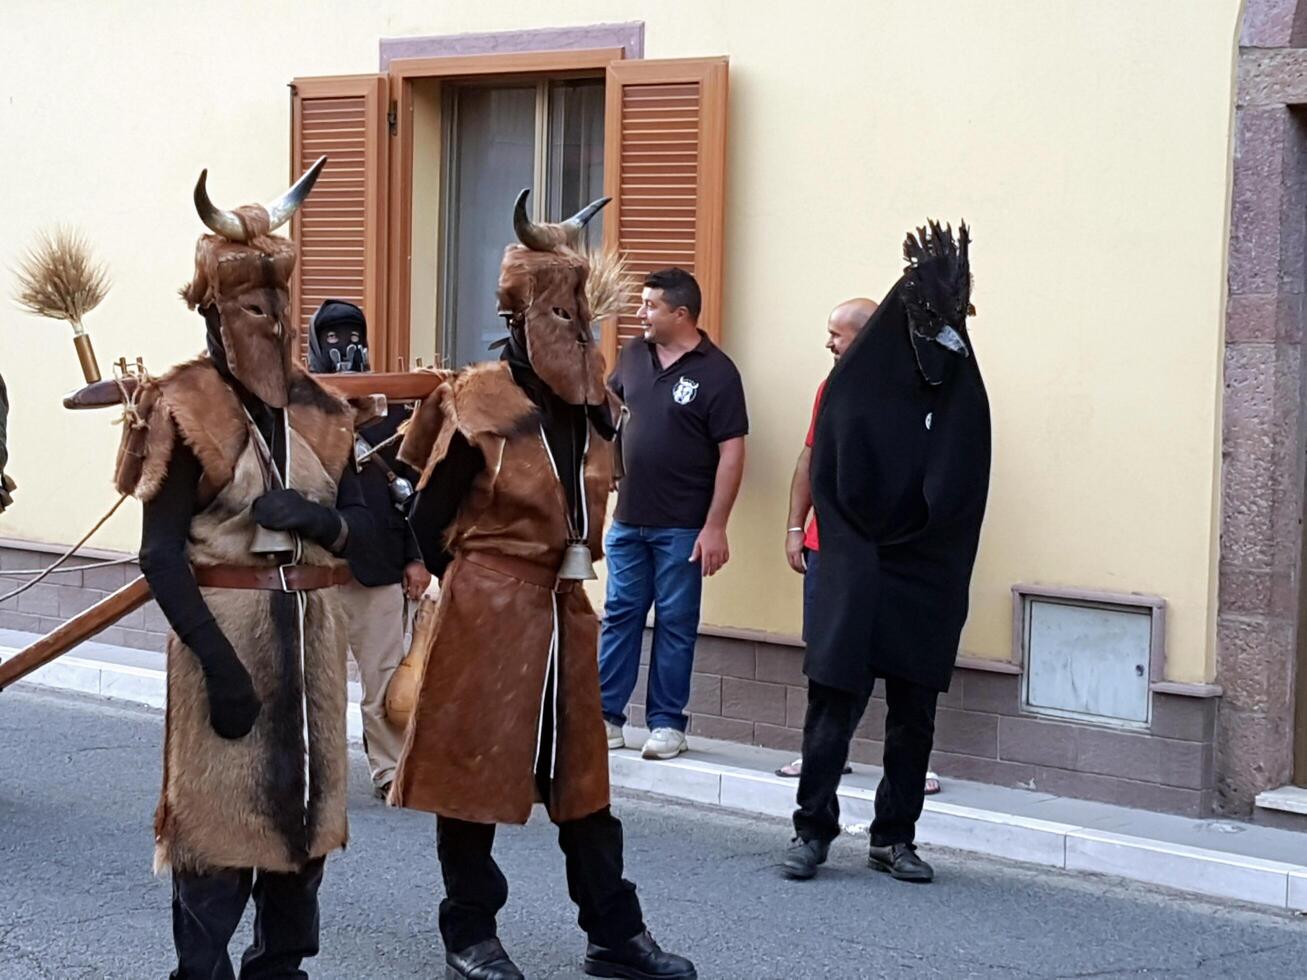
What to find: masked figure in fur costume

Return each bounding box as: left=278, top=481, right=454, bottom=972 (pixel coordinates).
left=116, top=157, right=376, bottom=979
left=395, top=191, right=696, bottom=980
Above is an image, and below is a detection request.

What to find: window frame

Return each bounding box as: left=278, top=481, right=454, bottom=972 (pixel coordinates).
left=437, top=76, right=607, bottom=367
left=385, top=48, right=625, bottom=369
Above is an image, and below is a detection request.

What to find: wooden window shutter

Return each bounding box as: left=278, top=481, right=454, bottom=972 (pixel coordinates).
left=289, top=74, right=389, bottom=367
left=602, top=57, right=728, bottom=363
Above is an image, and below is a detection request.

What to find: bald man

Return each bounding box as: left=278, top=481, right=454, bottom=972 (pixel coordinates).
left=784, top=299, right=878, bottom=577
left=777, top=300, right=876, bottom=782
left=780, top=298, right=939, bottom=881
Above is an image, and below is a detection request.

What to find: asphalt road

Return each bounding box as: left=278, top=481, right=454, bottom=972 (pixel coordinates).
left=3, top=687, right=1307, bottom=979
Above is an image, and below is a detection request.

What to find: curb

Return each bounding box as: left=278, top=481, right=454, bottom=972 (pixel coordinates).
left=12, top=648, right=1307, bottom=913
left=609, top=752, right=1307, bottom=911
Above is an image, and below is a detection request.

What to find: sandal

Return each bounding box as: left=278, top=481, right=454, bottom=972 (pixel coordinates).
left=774, top=758, right=854, bottom=778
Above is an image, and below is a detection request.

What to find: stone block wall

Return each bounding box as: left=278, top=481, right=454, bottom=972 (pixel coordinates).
left=624, top=632, right=1219, bottom=817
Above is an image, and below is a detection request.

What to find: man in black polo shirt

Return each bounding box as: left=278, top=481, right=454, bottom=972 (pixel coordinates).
left=600, top=268, right=748, bottom=760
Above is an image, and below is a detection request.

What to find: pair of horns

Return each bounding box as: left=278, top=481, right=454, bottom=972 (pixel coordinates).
left=513, top=188, right=611, bottom=251
left=194, top=156, right=328, bottom=242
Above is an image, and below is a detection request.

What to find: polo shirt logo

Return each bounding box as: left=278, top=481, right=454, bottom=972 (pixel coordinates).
left=672, top=376, right=700, bottom=405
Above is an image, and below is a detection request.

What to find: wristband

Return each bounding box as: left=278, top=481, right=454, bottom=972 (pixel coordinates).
left=786, top=527, right=804, bottom=533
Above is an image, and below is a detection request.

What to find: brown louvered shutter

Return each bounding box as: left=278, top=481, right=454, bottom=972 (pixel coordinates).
left=289, top=75, right=389, bottom=367
left=602, top=58, right=728, bottom=363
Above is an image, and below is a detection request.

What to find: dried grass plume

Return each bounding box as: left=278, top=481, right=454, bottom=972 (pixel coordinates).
left=585, top=248, right=633, bottom=322
left=13, top=227, right=111, bottom=327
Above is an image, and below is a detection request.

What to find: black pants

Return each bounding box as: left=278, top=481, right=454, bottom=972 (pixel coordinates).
left=170, top=858, right=325, bottom=980
left=436, top=808, right=646, bottom=953
left=793, top=677, right=939, bottom=847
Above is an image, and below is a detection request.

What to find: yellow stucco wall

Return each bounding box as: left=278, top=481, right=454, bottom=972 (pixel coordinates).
left=0, top=1, right=1241, bottom=682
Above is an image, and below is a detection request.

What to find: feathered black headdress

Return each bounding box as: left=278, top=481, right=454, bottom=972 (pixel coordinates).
left=901, top=220, right=974, bottom=357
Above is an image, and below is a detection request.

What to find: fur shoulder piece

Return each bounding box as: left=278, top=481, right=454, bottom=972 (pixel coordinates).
left=398, top=363, right=536, bottom=489
left=286, top=368, right=354, bottom=481
left=114, top=357, right=246, bottom=502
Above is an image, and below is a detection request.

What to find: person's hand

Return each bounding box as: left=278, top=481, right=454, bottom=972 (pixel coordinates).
left=785, top=529, right=807, bottom=573
left=251, top=489, right=344, bottom=548
left=691, top=524, right=730, bottom=577
left=403, top=560, right=432, bottom=600
left=203, top=655, right=261, bottom=740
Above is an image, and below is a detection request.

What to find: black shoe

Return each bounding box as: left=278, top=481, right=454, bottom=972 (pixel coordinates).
left=781, top=836, right=829, bottom=880
left=867, top=842, right=934, bottom=882
left=445, top=938, right=525, bottom=980
left=584, top=930, right=697, bottom=979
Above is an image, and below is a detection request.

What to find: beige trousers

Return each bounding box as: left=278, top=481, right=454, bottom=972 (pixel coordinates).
left=340, top=579, right=408, bottom=788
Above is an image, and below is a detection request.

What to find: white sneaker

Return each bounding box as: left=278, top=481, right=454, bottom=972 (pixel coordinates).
left=641, top=727, right=688, bottom=760
left=605, top=720, right=626, bottom=750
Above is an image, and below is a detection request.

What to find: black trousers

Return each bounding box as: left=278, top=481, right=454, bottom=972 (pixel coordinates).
left=793, top=677, right=939, bottom=847
left=170, top=858, right=325, bottom=980
left=436, top=807, right=646, bottom=953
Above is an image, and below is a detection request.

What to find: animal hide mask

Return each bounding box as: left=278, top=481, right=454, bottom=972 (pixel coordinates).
left=495, top=189, right=610, bottom=406
left=179, top=157, right=327, bottom=407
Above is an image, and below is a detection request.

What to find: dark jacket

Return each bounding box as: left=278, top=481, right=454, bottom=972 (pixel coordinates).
left=305, top=299, right=420, bottom=588
left=350, top=406, right=422, bottom=587
left=804, top=280, right=991, bottom=693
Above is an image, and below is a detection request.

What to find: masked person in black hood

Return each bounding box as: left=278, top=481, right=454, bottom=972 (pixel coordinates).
left=308, top=299, right=430, bottom=800
left=782, top=221, right=990, bottom=885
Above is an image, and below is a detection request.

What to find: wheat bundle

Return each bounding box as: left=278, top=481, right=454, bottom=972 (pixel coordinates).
left=13, top=227, right=110, bottom=333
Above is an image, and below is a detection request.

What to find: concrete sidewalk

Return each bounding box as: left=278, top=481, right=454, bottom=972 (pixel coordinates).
left=7, top=627, right=1307, bottom=914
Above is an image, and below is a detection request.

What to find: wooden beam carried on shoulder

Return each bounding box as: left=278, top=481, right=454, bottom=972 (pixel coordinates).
left=0, top=575, right=153, bottom=691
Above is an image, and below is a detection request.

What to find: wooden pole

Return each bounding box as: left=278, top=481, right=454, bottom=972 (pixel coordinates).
left=63, top=371, right=445, bottom=411
left=0, top=575, right=152, bottom=691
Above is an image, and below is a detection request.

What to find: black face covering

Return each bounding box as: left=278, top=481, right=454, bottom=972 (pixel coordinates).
left=500, top=322, right=615, bottom=441
left=320, top=333, right=368, bottom=373
left=204, top=306, right=232, bottom=380
left=307, top=300, right=369, bottom=374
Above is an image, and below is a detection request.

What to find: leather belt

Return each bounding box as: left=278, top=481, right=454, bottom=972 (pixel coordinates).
left=193, top=563, right=353, bottom=593
left=464, top=551, right=576, bottom=594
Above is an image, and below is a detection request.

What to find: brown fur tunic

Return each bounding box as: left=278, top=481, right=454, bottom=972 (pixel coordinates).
left=392, top=363, right=614, bottom=824
left=116, top=357, right=354, bottom=873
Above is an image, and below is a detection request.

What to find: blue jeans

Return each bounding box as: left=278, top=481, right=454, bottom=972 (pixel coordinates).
left=599, top=521, right=704, bottom=732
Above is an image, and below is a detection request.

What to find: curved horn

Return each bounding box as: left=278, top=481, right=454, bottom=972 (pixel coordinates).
left=513, top=188, right=556, bottom=251
left=194, top=169, right=250, bottom=242
left=561, top=196, right=612, bottom=245
left=264, top=155, right=328, bottom=232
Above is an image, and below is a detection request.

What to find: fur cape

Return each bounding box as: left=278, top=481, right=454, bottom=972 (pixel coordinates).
left=116, top=357, right=355, bottom=873
left=392, top=363, right=616, bottom=824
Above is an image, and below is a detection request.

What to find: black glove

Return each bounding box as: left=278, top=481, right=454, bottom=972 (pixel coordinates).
left=185, top=620, right=261, bottom=739
left=251, top=489, right=345, bottom=550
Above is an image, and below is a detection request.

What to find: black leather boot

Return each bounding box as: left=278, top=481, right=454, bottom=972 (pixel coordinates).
left=445, top=938, right=525, bottom=980
left=584, top=930, right=697, bottom=979
left=781, top=836, right=830, bottom=880
left=867, top=842, right=934, bottom=882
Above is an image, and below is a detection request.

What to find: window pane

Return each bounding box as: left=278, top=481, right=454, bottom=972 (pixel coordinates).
left=546, top=80, right=606, bottom=251
left=446, top=85, right=536, bottom=368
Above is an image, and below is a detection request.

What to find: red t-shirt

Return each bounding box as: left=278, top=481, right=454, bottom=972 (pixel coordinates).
left=802, top=380, right=826, bottom=552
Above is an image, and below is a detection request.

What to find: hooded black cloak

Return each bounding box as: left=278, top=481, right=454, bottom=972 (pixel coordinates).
left=804, top=272, right=991, bottom=694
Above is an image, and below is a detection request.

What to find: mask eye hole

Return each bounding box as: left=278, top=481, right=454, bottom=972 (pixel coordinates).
left=244, top=303, right=265, bottom=317
left=552, top=306, right=572, bottom=322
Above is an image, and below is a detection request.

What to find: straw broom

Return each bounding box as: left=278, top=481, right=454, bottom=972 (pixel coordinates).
left=13, top=227, right=111, bottom=382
